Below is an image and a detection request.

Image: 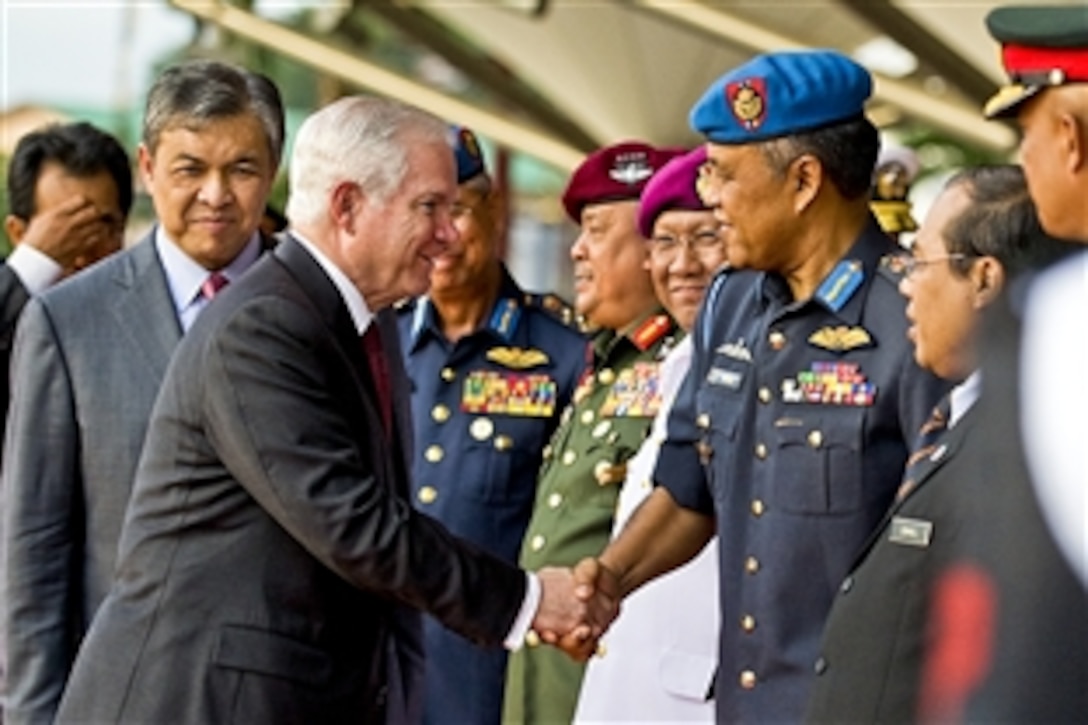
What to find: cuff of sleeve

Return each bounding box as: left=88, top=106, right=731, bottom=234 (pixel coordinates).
left=7, top=244, right=63, bottom=294
left=655, top=441, right=714, bottom=514
left=504, top=571, right=541, bottom=651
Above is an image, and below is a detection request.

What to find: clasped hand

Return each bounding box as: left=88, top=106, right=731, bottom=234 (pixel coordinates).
left=531, top=558, right=620, bottom=662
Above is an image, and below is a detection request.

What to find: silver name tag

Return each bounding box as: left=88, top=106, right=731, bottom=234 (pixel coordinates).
left=889, top=516, right=933, bottom=548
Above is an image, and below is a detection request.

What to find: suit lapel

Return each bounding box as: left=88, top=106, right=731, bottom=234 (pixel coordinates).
left=109, top=234, right=183, bottom=377
left=274, top=237, right=393, bottom=470
left=849, top=408, right=977, bottom=569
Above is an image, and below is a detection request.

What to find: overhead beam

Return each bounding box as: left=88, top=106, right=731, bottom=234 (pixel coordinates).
left=365, top=2, right=598, bottom=152
left=838, top=0, right=996, bottom=106
left=626, top=0, right=1015, bottom=151
left=169, top=0, right=586, bottom=171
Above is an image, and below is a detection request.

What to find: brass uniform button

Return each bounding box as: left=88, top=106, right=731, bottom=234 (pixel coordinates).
left=741, top=614, right=756, bottom=633
left=561, top=407, right=573, bottom=426
left=768, top=331, right=786, bottom=350
left=418, top=486, right=437, bottom=504
left=494, top=435, right=513, bottom=451
left=751, top=499, right=766, bottom=517
left=431, top=405, right=450, bottom=423
left=470, top=417, right=494, bottom=441
left=739, top=670, right=757, bottom=690
left=598, top=368, right=615, bottom=385
left=754, top=443, right=768, bottom=460
left=595, top=460, right=625, bottom=486
left=525, top=630, right=541, bottom=648
left=696, top=413, right=711, bottom=429
left=807, top=430, right=823, bottom=448
left=592, top=421, right=611, bottom=439
left=595, top=642, right=608, bottom=658
left=424, top=445, right=444, bottom=463
left=758, top=387, right=772, bottom=404
left=542, top=444, right=553, bottom=460
left=580, top=409, right=595, bottom=425
left=745, top=556, right=760, bottom=575
left=562, top=450, right=577, bottom=465
left=441, top=367, right=456, bottom=382
left=547, top=492, right=563, bottom=509
left=530, top=535, right=546, bottom=551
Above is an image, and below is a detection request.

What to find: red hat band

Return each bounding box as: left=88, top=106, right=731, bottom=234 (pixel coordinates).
left=1002, top=44, right=1088, bottom=83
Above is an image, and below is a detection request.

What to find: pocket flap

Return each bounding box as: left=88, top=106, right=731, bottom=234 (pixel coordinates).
left=658, top=649, right=716, bottom=701
left=213, top=625, right=332, bottom=687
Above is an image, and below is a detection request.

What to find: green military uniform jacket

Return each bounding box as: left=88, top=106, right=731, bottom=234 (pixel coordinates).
left=503, top=308, right=679, bottom=724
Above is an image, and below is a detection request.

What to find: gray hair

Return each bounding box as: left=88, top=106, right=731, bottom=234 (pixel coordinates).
left=286, top=96, right=449, bottom=227
left=143, top=59, right=285, bottom=167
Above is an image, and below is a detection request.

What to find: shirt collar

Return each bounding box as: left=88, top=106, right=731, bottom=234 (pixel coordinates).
left=290, top=230, right=373, bottom=335
left=155, top=226, right=262, bottom=316
left=949, top=369, right=981, bottom=428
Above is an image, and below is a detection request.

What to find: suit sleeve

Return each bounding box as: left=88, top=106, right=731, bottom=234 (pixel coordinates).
left=0, top=264, right=30, bottom=449
left=2, top=297, right=84, bottom=725
left=201, top=297, right=527, bottom=647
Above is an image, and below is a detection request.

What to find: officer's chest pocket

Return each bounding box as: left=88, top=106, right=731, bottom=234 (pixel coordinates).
left=769, top=411, right=864, bottom=514
left=694, top=387, right=743, bottom=508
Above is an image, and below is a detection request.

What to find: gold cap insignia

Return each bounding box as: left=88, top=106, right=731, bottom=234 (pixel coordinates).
left=727, top=78, right=767, bottom=130
left=485, top=346, right=549, bottom=369
left=808, top=326, right=873, bottom=352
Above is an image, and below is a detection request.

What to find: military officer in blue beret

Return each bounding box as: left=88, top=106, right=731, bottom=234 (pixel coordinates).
left=575, top=50, right=948, bottom=723
left=396, top=126, right=587, bottom=725
left=502, top=141, right=683, bottom=724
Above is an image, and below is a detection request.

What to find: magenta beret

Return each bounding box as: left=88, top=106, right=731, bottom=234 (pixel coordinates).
left=562, top=141, right=686, bottom=223
left=636, top=146, right=710, bottom=238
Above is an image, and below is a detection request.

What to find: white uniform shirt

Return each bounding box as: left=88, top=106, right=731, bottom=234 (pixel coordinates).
left=574, top=335, right=720, bottom=723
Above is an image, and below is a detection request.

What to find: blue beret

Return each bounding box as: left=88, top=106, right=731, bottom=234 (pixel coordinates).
left=451, top=125, right=486, bottom=184
left=690, top=49, right=872, bottom=144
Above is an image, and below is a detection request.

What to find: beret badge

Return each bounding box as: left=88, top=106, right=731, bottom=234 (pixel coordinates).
left=727, top=78, right=767, bottom=131
left=608, top=151, right=654, bottom=186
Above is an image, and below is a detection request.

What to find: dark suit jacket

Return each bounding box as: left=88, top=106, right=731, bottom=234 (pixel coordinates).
left=55, top=237, right=527, bottom=725
left=2, top=235, right=183, bottom=725
left=0, top=262, right=30, bottom=454
left=805, top=405, right=979, bottom=724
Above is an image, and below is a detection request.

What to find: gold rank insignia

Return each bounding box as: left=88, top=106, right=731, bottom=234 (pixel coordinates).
left=808, top=325, right=873, bottom=352
left=486, top=346, right=550, bottom=369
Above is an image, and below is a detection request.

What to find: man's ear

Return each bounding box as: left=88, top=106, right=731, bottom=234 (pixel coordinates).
left=4, top=214, right=27, bottom=247
left=972, top=256, right=1006, bottom=309
left=790, top=154, right=822, bottom=213
left=137, top=143, right=155, bottom=189
left=330, top=182, right=362, bottom=233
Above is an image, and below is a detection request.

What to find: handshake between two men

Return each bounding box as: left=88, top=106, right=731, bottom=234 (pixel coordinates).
left=526, top=487, right=719, bottom=660
left=530, top=559, right=622, bottom=661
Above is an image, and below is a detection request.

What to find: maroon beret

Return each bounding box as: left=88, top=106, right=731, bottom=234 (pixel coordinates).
left=562, top=141, right=686, bottom=223
left=637, top=147, right=709, bottom=238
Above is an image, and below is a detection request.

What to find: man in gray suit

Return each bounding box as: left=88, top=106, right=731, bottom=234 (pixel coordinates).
left=1, top=60, right=284, bottom=724
left=54, top=96, right=605, bottom=725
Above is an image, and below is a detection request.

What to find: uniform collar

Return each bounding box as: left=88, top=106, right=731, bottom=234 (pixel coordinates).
left=592, top=306, right=676, bottom=362
left=758, top=217, right=892, bottom=326
left=408, top=265, right=525, bottom=351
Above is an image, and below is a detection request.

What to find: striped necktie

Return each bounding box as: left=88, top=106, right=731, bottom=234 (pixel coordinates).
left=201, top=271, right=230, bottom=301
left=896, top=395, right=952, bottom=502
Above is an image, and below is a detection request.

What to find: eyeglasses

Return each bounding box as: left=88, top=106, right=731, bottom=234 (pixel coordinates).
left=649, top=229, right=722, bottom=260
left=881, top=253, right=971, bottom=277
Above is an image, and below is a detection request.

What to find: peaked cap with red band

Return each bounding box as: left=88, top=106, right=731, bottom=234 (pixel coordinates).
left=984, top=5, right=1088, bottom=119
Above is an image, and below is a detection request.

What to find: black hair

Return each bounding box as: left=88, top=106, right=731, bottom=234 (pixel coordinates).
left=759, top=116, right=880, bottom=200
left=7, top=122, right=133, bottom=221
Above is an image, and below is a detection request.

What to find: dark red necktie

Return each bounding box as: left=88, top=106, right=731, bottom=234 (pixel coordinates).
left=201, top=271, right=230, bottom=301
left=361, top=323, right=393, bottom=437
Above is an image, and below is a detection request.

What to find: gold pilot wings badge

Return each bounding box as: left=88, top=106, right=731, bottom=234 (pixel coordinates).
left=486, top=346, right=550, bottom=369
left=808, top=326, right=873, bottom=352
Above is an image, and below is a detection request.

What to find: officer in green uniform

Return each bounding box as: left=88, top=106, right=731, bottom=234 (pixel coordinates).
left=502, top=141, right=684, bottom=724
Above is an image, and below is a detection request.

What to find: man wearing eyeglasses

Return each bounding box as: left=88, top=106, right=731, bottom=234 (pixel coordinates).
left=395, top=126, right=586, bottom=725
left=804, top=165, right=1070, bottom=723
left=570, top=50, right=947, bottom=723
